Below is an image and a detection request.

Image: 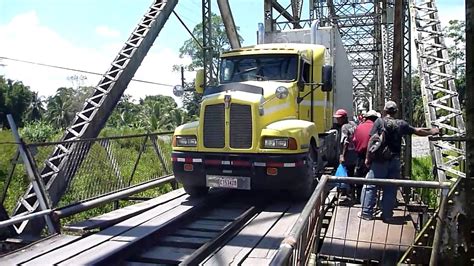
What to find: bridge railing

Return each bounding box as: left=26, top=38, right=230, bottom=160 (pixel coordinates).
left=0, top=131, right=176, bottom=231
left=272, top=175, right=450, bottom=265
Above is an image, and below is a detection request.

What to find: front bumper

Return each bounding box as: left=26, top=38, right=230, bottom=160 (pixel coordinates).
left=172, top=151, right=309, bottom=191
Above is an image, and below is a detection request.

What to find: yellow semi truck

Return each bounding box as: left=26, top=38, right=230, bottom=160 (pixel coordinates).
left=171, top=25, right=352, bottom=198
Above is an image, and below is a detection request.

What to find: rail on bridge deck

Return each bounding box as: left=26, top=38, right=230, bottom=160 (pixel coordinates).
left=272, top=175, right=451, bottom=265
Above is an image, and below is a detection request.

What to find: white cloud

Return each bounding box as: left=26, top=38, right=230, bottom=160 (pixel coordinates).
left=0, top=11, right=192, bottom=106
left=95, top=25, right=120, bottom=38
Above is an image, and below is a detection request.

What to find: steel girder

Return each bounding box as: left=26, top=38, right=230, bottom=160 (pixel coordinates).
left=401, top=0, right=467, bottom=262
left=9, top=0, right=178, bottom=236
left=314, top=0, right=384, bottom=110
left=202, top=0, right=215, bottom=86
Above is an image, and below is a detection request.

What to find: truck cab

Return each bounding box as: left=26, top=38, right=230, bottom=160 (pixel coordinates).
left=172, top=27, right=352, bottom=199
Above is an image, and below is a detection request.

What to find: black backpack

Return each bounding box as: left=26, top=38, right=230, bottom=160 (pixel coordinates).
left=367, top=117, right=400, bottom=161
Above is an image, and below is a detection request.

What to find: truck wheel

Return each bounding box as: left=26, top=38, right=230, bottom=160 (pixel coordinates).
left=291, top=146, right=317, bottom=200
left=183, top=185, right=209, bottom=197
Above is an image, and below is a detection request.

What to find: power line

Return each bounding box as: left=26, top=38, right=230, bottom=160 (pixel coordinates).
left=0, top=56, right=175, bottom=88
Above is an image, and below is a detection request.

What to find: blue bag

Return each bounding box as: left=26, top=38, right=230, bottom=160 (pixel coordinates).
left=335, top=164, right=349, bottom=189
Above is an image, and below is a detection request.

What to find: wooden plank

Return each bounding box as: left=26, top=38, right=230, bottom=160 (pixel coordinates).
left=203, top=202, right=290, bottom=266
left=56, top=192, right=227, bottom=265
left=64, top=188, right=186, bottom=232
left=201, top=208, right=244, bottom=221
left=319, top=204, right=415, bottom=262
left=173, top=229, right=218, bottom=239
left=184, top=220, right=231, bottom=232
left=124, top=262, right=158, bottom=266
left=243, top=203, right=305, bottom=262
left=23, top=194, right=189, bottom=265
left=0, top=234, right=79, bottom=265
left=135, top=246, right=195, bottom=264
left=159, top=235, right=210, bottom=248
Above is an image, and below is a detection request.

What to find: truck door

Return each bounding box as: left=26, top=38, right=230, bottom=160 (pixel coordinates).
left=298, top=59, right=313, bottom=122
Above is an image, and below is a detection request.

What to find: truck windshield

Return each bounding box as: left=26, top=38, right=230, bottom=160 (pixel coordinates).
left=220, top=54, right=298, bottom=83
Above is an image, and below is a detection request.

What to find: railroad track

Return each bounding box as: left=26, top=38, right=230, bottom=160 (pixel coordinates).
left=104, top=192, right=267, bottom=265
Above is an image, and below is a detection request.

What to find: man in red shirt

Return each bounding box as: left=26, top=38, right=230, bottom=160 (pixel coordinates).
left=352, top=110, right=378, bottom=202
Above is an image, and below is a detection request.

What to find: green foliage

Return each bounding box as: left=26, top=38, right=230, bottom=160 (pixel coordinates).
left=44, top=86, right=94, bottom=129
left=0, top=76, right=35, bottom=128
left=412, top=156, right=438, bottom=208
left=175, top=13, right=242, bottom=73
left=174, top=14, right=243, bottom=118
left=20, top=120, right=57, bottom=142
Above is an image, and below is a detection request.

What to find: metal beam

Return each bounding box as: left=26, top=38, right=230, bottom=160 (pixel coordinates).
left=391, top=0, right=403, bottom=110
left=465, top=0, right=474, bottom=261
left=202, top=0, right=215, bottom=86
left=217, top=0, right=241, bottom=49
left=10, top=0, right=178, bottom=236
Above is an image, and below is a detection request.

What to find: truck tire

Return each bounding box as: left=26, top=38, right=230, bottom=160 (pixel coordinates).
left=291, top=146, right=317, bottom=200
left=183, top=185, right=209, bottom=197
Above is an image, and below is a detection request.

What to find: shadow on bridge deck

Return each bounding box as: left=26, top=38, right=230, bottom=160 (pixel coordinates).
left=319, top=199, right=415, bottom=264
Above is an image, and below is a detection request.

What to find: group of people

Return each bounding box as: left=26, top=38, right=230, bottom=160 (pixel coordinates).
left=333, top=101, right=439, bottom=223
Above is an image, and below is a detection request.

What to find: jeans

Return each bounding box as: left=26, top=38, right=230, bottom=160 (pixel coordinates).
left=360, top=157, right=401, bottom=219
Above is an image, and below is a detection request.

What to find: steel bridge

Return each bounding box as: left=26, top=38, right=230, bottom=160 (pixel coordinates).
left=0, top=0, right=472, bottom=265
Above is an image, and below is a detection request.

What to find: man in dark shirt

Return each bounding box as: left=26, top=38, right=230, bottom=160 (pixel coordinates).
left=352, top=110, right=378, bottom=202
left=358, top=101, right=439, bottom=222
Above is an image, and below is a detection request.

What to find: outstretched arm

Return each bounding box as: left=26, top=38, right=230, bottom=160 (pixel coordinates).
left=413, top=127, right=439, bottom=136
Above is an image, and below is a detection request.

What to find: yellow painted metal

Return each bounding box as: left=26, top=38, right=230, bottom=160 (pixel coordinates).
left=173, top=43, right=333, bottom=154
left=194, top=69, right=205, bottom=94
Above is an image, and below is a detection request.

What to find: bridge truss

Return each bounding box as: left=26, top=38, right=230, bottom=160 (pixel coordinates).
left=2, top=0, right=469, bottom=262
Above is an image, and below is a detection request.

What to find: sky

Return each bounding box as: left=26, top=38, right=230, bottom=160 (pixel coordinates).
left=0, top=0, right=465, bottom=106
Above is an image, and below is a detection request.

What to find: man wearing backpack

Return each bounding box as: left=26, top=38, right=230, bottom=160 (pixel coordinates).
left=358, top=101, right=439, bottom=222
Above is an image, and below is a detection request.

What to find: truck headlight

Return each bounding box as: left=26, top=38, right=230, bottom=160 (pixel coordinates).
left=262, top=137, right=297, bottom=150
left=173, top=135, right=197, bottom=147
left=275, top=86, right=289, bottom=99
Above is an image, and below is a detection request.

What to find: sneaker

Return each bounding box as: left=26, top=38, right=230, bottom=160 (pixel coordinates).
left=357, top=211, right=374, bottom=221
left=382, top=216, right=397, bottom=224
left=338, top=197, right=353, bottom=206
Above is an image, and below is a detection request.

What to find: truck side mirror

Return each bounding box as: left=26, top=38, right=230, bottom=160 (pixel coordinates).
left=321, top=65, right=333, bottom=92
left=194, top=69, right=205, bottom=94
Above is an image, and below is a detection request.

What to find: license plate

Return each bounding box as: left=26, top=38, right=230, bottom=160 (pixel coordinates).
left=206, top=175, right=251, bottom=190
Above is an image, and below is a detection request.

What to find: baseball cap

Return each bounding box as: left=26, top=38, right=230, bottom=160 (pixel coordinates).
left=333, top=109, right=348, bottom=118
left=364, top=110, right=378, bottom=118
left=384, top=101, right=398, bottom=111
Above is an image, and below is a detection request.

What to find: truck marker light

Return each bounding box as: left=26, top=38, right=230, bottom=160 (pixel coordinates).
left=184, top=163, right=193, bottom=172
left=267, top=167, right=278, bottom=176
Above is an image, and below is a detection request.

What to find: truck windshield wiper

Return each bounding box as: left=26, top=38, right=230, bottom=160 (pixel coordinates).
left=234, top=66, right=258, bottom=76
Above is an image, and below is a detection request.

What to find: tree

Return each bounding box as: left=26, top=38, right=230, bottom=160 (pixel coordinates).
left=44, top=86, right=95, bottom=129
left=24, top=92, right=45, bottom=122
left=0, top=77, right=34, bottom=127
left=45, top=93, right=73, bottom=129
left=443, top=20, right=466, bottom=105
left=137, top=95, right=184, bottom=131
left=175, top=14, right=243, bottom=118
left=107, top=94, right=141, bottom=128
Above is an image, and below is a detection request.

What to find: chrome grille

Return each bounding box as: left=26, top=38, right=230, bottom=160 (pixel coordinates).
left=204, top=104, right=225, bottom=148
left=230, top=104, right=252, bottom=148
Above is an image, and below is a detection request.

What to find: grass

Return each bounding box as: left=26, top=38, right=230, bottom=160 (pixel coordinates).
left=0, top=128, right=174, bottom=228
left=412, top=156, right=439, bottom=208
